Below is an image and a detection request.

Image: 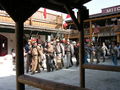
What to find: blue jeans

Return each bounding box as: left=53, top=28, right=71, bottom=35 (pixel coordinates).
left=84, top=54, right=88, bottom=64
left=111, top=55, right=118, bottom=65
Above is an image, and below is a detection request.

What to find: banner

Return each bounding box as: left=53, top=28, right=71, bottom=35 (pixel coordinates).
left=43, top=8, right=47, bottom=19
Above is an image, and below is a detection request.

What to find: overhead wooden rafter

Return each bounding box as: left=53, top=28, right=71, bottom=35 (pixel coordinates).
left=0, top=0, right=91, bottom=90
left=0, top=0, right=91, bottom=22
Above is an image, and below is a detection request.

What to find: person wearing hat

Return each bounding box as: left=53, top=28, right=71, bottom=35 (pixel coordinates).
left=24, top=39, right=32, bottom=73
left=30, top=42, right=41, bottom=75
left=44, top=41, right=55, bottom=72
left=37, top=43, right=44, bottom=71
left=73, top=41, right=80, bottom=66
left=54, top=39, right=64, bottom=69
left=65, top=40, right=73, bottom=68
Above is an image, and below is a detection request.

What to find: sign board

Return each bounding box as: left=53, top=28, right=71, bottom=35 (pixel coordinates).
left=102, top=5, right=120, bottom=14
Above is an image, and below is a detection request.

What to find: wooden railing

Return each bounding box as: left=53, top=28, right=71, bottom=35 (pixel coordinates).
left=66, top=25, right=120, bottom=39
left=18, top=75, right=90, bottom=90
left=83, top=64, right=120, bottom=72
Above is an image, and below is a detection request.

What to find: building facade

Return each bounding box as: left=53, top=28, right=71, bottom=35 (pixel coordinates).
left=0, top=9, right=63, bottom=56
left=65, top=5, right=120, bottom=44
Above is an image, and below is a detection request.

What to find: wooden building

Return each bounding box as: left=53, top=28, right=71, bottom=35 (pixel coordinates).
left=0, top=0, right=92, bottom=90
left=0, top=10, right=66, bottom=55
left=65, top=5, right=120, bottom=44
left=1, top=1, right=120, bottom=90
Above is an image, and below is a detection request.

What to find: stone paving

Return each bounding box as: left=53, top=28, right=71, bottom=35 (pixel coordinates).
left=0, top=55, right=120, bottom=90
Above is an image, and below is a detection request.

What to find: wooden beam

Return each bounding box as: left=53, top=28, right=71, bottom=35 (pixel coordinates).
left=89, top=20, right=92, bottom=42
left=64, top=4, right=80, bottom=31
left=82, top=64, right=120, bottom=72
left=15, top=21, right=25, bottom=90
left=64, top=3, right=86, bottom=88
left=116, top=32, right=120, bottom=34
left=77, top=8, right=86, bottom=88
left=64, top=5, right=89, bottom=88
left=18, top=75, right=90, bottom=90
left=84, top=14, right=120, bottom=22
left=64, top=13, right=120, bottom=26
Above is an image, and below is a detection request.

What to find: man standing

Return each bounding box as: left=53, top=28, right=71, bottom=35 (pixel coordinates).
left=55, top=39, right=64, bottom=69
left=110, top=42, right=119, bottom=65
left=74, top=42, right=80, bottom=66
left=24, top=40, right=32, bottom=73
left=65, top=40, right=73, bottom=68
left=31, top=42, right=40, bottom=75
left=44, top=42, right=55, bottom=72
left=60, top=39, right=66, bottom=67
left=37, top=43, right=44, bottom=71
left=70, top=41, right=74, bottom=66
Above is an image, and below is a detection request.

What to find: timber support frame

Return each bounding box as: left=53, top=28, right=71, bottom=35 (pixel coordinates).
left=64, top=4, right=89, bottom=88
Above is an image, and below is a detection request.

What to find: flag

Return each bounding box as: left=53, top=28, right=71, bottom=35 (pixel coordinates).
left=63, top=22, right=68, bottom=28
left=63, top=14, right=71, bottom=21
left=43, top=8, right=46, bottom=19
left=66, top=14, right=71, bottom=18
left=62, top=14, right=70, bottom=29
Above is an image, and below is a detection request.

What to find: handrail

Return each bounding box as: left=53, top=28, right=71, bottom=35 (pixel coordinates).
left=18, top=75, right=90, bottom=90
left=82, top=64, right=120, bottom=72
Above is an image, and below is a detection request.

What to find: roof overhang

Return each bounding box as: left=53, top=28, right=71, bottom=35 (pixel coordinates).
left=0, top=22, right=71, bottom=34
left=0, top=0, right=91, bottom=22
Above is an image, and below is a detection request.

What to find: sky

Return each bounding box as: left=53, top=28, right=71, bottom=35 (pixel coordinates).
left=39, top=0, right=120, bottom=19
left=84, top=0, right=120, bottom=15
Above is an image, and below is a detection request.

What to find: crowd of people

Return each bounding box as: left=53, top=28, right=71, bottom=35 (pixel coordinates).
left=84, top=42, right=120, bottom=65
left=23, top=37, right=80, bottom=75
left=11, top=36, right=120, bottom=75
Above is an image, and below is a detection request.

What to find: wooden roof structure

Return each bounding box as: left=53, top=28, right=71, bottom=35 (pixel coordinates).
left=0, top=0, right=91, bottom=90
left=0, top=22, right=72, bottom=34
left=1, top=0, right=120, bottom=90
left=0, top=0, right=90, bottom=22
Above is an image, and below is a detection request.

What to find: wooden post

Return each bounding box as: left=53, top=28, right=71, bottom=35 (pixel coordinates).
left=89, top=20, right=92, bottom=42
left=64, top=4, right=88, bottom=88
left=15, top=21, right=25, bottom=90
left=117, top=34, right=120, bottom=43
left=77, top=8, right=85, bottom=88
left=89, top=20, right=92, bottom=41
left=29, top=17, right=32, bottom=25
